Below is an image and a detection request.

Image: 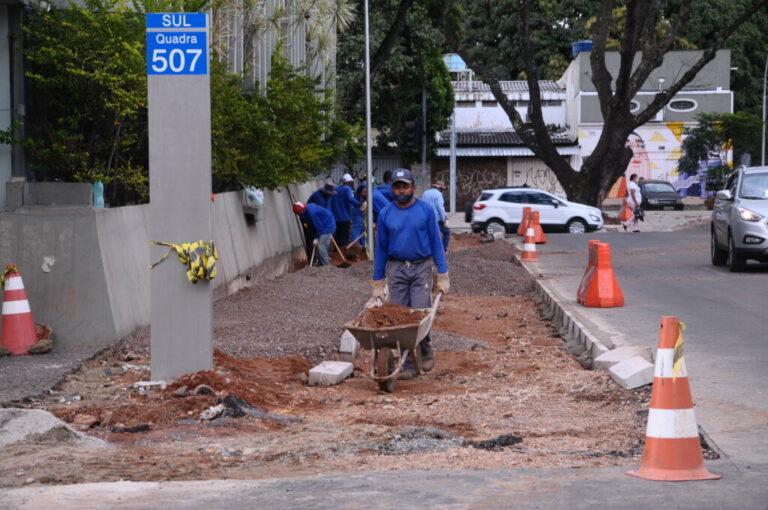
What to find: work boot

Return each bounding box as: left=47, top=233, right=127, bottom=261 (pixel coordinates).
left=421, top=339, right=435, bottom=372
left=398, top=360, right=418, bottom=380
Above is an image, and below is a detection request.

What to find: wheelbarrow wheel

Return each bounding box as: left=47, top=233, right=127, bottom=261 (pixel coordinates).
left=376, top=347, right=395, bottom=393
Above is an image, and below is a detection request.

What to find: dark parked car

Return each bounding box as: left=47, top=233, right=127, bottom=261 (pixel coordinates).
left=637, top=179, right=684, bottom=210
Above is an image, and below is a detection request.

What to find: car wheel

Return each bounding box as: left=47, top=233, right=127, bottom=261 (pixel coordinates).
left=727, top=233, right=747, bottom=272
left=485, top=220, right=506, bottom=235
left=711, top=229, right=727, bottom=266
left=674, top=204, right=684, bottom=211
left=566, top=218, right=587, bottom=234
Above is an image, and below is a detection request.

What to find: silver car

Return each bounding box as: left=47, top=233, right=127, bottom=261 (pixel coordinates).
left=711, top=166, right=768, bottom=271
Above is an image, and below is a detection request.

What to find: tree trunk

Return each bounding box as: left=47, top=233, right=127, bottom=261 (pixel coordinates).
left=577, top=126, right=634, bottom=207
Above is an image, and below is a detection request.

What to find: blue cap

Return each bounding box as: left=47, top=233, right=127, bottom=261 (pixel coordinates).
left=392, top=168, right=414, bottom=184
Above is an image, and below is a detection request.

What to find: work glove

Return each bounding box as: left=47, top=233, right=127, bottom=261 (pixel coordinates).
left=436, top=273, right=450, bottom=294
left=371, top=279, right=386, bottom=299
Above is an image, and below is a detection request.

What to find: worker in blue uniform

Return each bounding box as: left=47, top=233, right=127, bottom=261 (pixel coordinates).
left=330, top=173, right=360, bottom=249
left=293, top=201, right=336, bottom=266
left=376, top=169, right=395, bottom=202
left=307, top=181, right=336, bottom=209
left=421, top=180, right=449, bottom=250
left=371, top=169, right=449, bottom=379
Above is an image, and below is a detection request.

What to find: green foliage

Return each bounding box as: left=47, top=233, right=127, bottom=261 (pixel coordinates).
left=337, top=0, right=454, bottom=164
left=211, top=51, right=363, bottom=191
left=679, top=112, right=761, bottom=186
left=16, top=0, right=359, bottom=204
left=23, top=0, right=148, bottom=204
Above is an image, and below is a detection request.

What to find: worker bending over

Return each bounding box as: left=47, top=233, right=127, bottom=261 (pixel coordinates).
left=293, top=202, right=336, bottom=266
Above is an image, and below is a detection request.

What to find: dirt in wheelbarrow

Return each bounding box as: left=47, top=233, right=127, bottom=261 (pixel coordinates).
left=2, top=234, right=648, bottom=488
left=353, top=303, right=428, bottom=328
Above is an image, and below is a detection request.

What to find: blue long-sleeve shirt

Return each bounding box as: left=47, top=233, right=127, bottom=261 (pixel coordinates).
left=373, top=198, right=448, bottom=280
left=372, top=189, right=389, bottom=220
left=302, top=203, right=336, bottom=236
left=421, top=188, right=447, bottom=223
left=330, top=185, right=360, bottom=222
left=307, top=189, right=333, bottom=209
left=376, top=183, right=394, bottom=202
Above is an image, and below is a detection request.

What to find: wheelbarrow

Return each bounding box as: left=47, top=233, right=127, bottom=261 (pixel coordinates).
left=343, top=292, right=443, bottom=393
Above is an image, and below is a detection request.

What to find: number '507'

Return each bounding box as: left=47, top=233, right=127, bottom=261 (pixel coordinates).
left=151, top=48, right=203, bottom=73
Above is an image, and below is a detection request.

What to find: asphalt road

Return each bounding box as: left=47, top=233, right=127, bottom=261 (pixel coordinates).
left=522, top=229, right=768, bottom=466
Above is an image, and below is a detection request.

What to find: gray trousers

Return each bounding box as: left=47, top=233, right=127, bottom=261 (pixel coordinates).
left=386, top=258, right=433, bottom=355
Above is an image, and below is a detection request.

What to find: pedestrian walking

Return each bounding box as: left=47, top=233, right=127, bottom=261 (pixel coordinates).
left=623, top=173, right=643, bottom=232
left=330, top=173, right=361, bottom=249
left=422, top=180, right=450, bottom=250
left=371, top=169, right=449, bottom=379
left=293, top=202, right=336, bottom=266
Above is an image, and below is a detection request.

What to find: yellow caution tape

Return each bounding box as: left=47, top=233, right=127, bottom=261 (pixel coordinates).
left=0, top=264, right=19, bottom=288
left=149, top=240, right=219, bottom=284
left=672, top=320, right=686, bottom=378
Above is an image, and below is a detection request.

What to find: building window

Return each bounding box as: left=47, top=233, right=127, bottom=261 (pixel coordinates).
left=668, top=99, right=697, bottom=112
left=629, top=100, right=641, bottom=113
left=543, top=100, right=562, bottom=107
left=512, top=100, right=529, bottom=107
left=482, top=100, right=498, bottom=107
left=456, top=101, right=476, bottom=108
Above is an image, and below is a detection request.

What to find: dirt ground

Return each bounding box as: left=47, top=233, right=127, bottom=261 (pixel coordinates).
left=1, top=234, right=649, bottom=488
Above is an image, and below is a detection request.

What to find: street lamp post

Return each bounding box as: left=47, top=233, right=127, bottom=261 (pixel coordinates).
left=762, top=54, right=767, bottom=166
left=363, top=0, right=374, bottom=262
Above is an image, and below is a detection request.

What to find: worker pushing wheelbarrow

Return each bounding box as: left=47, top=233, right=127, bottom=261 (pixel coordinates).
left=346, top=168, right=450, bottom=392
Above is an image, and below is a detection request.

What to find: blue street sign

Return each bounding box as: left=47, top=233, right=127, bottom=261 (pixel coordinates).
left=146, top=14, right=208, bottom=76
left=146, top=13, right=206, bottom=29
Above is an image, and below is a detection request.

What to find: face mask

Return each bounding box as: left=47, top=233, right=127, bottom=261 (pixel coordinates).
left=395, top=193, right=413, bottom=204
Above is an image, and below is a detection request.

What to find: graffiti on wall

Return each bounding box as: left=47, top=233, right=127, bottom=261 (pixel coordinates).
left=433, top=161, right=506, bottom=207
left=579, top=123, right=731, bottom=198
left=510, top=165, right=566, bottom=196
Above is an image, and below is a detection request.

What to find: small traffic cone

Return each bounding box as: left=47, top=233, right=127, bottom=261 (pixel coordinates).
left=627, top=317, right=721, bottom=482
left=517, top=207, right=532, bottom=237
left=577, top=242, right=623, bottom=307
left=0, top=265, right=38, bottom=356
left=530, top=211, right=547, bottom=244
left=576, top=240, right=601, bottom=300
left=520, top=227, right=538, bottom=262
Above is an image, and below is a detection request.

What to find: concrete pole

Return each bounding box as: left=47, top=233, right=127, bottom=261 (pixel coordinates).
left=449, top=110, right=457, bottom=213
left=421, top=80, right=427, bottom=177
left=762, top=54, right=767, bottom=166
left=147, top=13, right=213, bottom=381
left=363, top=0, right=374, bottom=261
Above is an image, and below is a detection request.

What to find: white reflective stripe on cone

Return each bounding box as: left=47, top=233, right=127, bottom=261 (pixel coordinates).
left=523, top=244, right=536, bottom=251
left=4, top=276, right=24, bottom=291
left=2, top=300, right=31, bottom=315
left=646, top=408, right=699, bottom=439
left=654, top=348, right=688, bottom=378
left=526, top=229, right=535, bottom=236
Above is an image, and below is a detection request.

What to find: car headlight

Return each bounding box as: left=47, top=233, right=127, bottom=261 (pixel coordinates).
left=738, top=207, right=764, bottom=222
left=588, top=213, right=601, bottom=222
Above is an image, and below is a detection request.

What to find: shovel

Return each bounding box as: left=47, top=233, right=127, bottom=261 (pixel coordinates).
left=330, top=237, right=352, bottom=268
left=309, top=239, right=318, bottom=267
left=345, top=232, right=365, bottom=250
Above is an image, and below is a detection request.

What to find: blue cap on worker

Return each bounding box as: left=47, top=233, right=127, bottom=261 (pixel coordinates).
left=392, top=168, right=413, bottom=184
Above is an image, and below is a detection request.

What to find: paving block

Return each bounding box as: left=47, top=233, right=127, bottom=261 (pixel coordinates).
left=609, top=355, right=654, bottom=390
left=594, top=346, right=651, bottom=371
left=308, top=361, right=354, bottom=386
left=339, top=330, right=359, bottom=362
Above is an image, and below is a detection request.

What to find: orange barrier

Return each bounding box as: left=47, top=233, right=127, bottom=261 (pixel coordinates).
left=618, top=200, right=634, bottom=222
left=576, top=242, right=624, bottom=307
left=607, top=176, right=628, bottom=199
left=627, top=317, right=721, bottom=482
left=0, top=265, right=38, bottom=356
left=530, top=211, right=547, bottom=244
left=576, top=240, right=601, bottom=299
left=517, top=207, right=532, bottom=237
left=520, top=227, right=538, bottom=262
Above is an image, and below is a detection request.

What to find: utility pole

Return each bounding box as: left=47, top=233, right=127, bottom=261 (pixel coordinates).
left=449, top=110, right=456, bottom=213
left=762, top=54, right=767, bottom=166
left=421, top=80, right=427, bottom=180
left=363, top=0, right=374, bottom=261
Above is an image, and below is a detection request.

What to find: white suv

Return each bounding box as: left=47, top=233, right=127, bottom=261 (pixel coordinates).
left=470, top=187, right=603, bottom=234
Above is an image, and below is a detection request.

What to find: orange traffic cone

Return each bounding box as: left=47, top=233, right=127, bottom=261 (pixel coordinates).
left=530, top=211, right=547, bottom=244
left=576, top=240, right=601, bottom=299
left=517, top=207, right=532, bottom=237
left=577, top=242, right=623, bottom=307
left=0, top=265, right=38, bottom=356
left=520, top=227, right=538, bottom=262
left=627, top=317, right=721, bottom=482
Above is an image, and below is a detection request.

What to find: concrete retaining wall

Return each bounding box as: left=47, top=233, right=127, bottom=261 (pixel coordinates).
left=0, top=182, right=316, bottom=350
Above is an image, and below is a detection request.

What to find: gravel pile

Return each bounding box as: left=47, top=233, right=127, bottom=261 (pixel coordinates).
left=120, top=240, right=533, bottom=361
